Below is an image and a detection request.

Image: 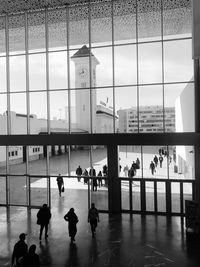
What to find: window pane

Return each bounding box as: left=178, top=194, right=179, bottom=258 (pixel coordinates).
left=10, top=56, right=26, bottom=92
left=9, top=14, right=25, bottom=55
left=163, top=0, right=192, bottom=40
left=0, top=17, right=6, bottom=56
left=138, top=43, right=162, bottom=84
left=113, top=0, right=136, bottom=45
left=10, top=93, right=27, bottom=134
left=9, top=175, right=27, bottom=205
left=157, top=182, right=166, bottom=212
left=139, top=85, right=163, bottom=133
left=0, top=146, right=6, bottom=174
left=48, top=9, right=67, bottom=51
left=28, top=145, right=47, bottom=175
left=28, top=11, right=45, bottom=53
left=92, top=47, right=113, bottom=87
left=30, top=177, right=48, bottom=206
left=91, top=146, right=108, bottom=210
left=138, top=0, right=161, bottom=42
left=0, top=57, right=7, bottom=92
left=49, top=90, right=69, bottom=132
left=0, top=176, right=6, bottom=204
left=0, top=94, right=7, bottom=135
left=164, top=83, right=194, bottom=133
left=164, top=39, right=193, bottom=83
left=122, top=179, right=129, bottom=210
left=30, top=92, right=47, bottom=134
left=8, top=146, right=25, bottom=174
left=183, top=182, right=193, bottom=212
left=29, top=53, right=46, bottom=91
left=171, top=182, right=180, bottom=213
left=96, top=88, right=114, bottom=133
left=116, top=86, right=137, bottom=133
left=49, top=145, right=69, bottom=175
left=115, top=45, right=137, bottom=86
left=119, top=145, right=142, bottom=178
left=146, top=181, right=154, bottom=211
left=49, top=52, right=68, bottom=90
left=91, top=1, right=112, bottom=47
left=69, top=5, right=89, bottom=49
left=143, top=146, right=168, bottom=179
left=132, top=181, right=141, bottom=211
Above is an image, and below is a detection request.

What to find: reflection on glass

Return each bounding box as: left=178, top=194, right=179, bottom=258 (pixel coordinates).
left=143, top=146, right=167, bottom=179
left=137, top=0, right=161, bottom=42
left=171, top=182, right=180, bottom=213
left=0, top=94, right=7, bottom=135
left=115, top=45, right=137, bottom=86
left=138, top=43, right=162, bottom=84
left=139, top=85, right=163, bottom=133
left=90, top=1, right=112, bottom=46
left=29, top=92, right=47, bottom=134
left=157, top=182, right=166, bottom=212
left=0, top=176, right=6, bottom=204
left=0, top=57, right=7, bottom=92
left=28, top=11, right=45, bottom=52
left=163, top=0, right=192, bottom=39
left=145, top=181, right=154, bottom=211
left=69, top=5, right=89, bottom=49
left=10, top=56, right=26, bottom=92
left=96, top=88, right=114, bottom=133
left=49, top=52, right=68, bottom=90
left=164, top=39, right=193, bottom=83
left=9, top=175, right=27, bottom=205
left=92, top=47, right=113, bottom=87
left=29, top=54, right=46, bottom=91
left=116, top=86, right=137, bottom=133
left=10, top=93, right=27, bottom=134
left=113, top=0, right=136, bottom=44
left=30, top=177, right=48, bottom=206
left=48, top=9, right=67, bottom=51
left=132, top=181, right=141, bottom=211
left=9, top=14, right=25, bottom=55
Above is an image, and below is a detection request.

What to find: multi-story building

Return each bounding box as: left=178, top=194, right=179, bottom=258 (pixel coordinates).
left=118, top=106, right=175, bottom=133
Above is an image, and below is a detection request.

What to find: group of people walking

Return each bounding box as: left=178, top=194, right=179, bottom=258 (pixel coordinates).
left=12, top=202, right=99, bottom=266
left=149, top=148, right=172, bottom=175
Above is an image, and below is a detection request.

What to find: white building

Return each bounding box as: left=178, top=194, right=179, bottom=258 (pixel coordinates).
left=118, top=106, right=175, bottom=133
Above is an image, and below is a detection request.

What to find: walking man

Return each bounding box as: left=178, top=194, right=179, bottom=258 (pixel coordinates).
left=88, top=203, right=99, bottom=238
left=37, top=203, right=51, bottom=241
left=12, top=233, right=28, bottom=267
left=56, top=173, right=64, bottom=197
left=64, top=208, right=79, bottom=243
left=76, top=165, right=82, bottom=182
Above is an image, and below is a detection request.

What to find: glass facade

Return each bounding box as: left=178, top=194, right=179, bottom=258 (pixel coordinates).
left=0, top=0, right=195, bottom=214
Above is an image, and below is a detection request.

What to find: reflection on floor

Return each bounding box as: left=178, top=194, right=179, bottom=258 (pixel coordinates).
left=1, top=202, right=200, bottom=266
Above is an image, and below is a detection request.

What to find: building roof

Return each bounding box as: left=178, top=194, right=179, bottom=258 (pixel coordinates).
left=71, top=45, right=94, bottom=59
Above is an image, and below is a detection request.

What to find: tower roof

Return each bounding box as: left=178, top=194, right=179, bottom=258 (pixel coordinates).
left=71, top=45, right=99, bottom=64
left=71, top=45, right=94, bottom=58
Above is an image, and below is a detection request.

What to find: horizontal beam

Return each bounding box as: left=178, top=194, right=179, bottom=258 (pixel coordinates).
left=0, top=133, right=199, bottom=146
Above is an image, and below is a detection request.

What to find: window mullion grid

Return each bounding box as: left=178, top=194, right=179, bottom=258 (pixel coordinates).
left=5, top=14, right=10, bottom=205
left=136, top=0, right=139, bottom=133
left=66, top=5, right=71, bottom=176
left=111, top=0, right=116, bottom=133
left=25, top=11, right=30, bottom=206
left=45, top=8, right=51, bottom=207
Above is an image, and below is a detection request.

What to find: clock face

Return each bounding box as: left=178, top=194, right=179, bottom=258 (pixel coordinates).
left=78, top=68, right=87, bottom=77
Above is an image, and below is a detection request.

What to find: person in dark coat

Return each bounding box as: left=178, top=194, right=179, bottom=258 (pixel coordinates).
left=88, top=203, right=99, bottom=238
left=56, top=173, right=64, bottom=197
left=20, top=244, right=40, bottom=266
left=37, top=204, right=51, bottom=241
left=83, top=169, right=89, bottom=184
left=153, top=155, right=158, bottom=167
left=12, top=233, right=28, bottom=267
left=76, top=165, right=82, bottom=182
left=97, top=171, right=103, bottom=187
left=159, top=155, right=163, bottom=168
left=64, top=208, right=79, bottom=243
left=150, top=161, right=156, bottom=175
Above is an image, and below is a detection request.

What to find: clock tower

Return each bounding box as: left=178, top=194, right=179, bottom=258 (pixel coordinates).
left=71, top=45, right=99, bottom=132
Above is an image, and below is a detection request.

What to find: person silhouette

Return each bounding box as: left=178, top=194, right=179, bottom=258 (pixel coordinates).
left=37, top=204, right=52, bottom=241
left=88, top=203, right=99, bottom=238
left=56, top=174, right=64, bottom=197
left=12, top=233, right=28, bottom=267
left=64, top=208, right=79, bottom=243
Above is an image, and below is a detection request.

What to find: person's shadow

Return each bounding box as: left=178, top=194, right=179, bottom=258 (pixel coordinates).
left=64, top=243, right=79, bottom=267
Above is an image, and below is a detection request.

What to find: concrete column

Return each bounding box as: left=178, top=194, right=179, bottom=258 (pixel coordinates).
left=107, top=145, right=121, bottom=213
